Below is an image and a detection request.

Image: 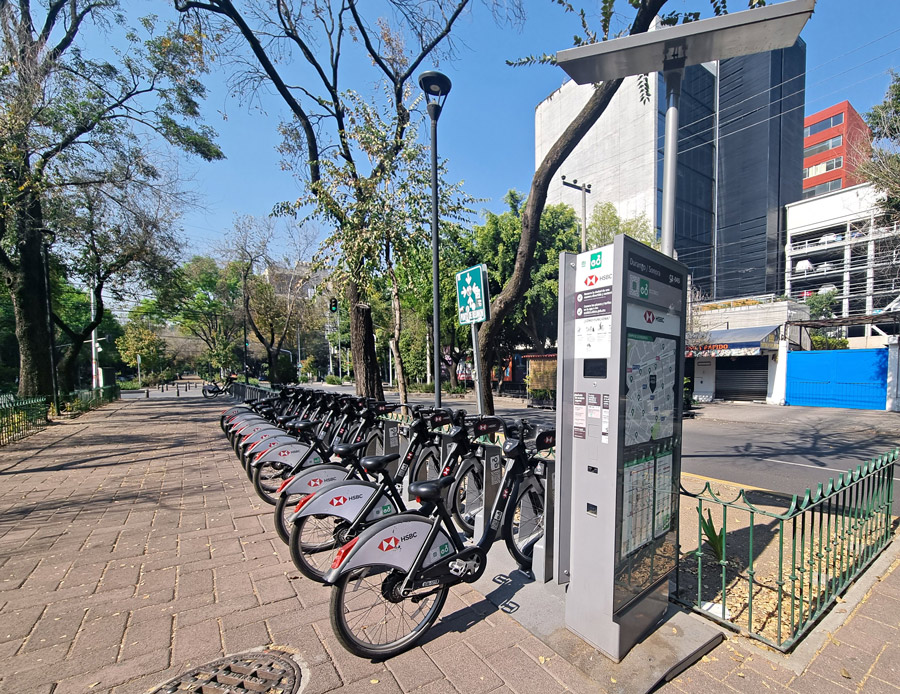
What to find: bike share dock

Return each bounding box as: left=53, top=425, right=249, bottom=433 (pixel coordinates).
left=469, top=236, right=724, bottom=693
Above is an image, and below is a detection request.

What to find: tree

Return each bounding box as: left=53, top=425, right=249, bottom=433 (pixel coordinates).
left=474, top=0, right=760, bottom=413
left=173, top=257, right=244, bottom=374
left=859, top=70, right=900, bottom=220
left=49, top=189, right=182, bottom=392
left=116, top=322, right=169, bottom=374
left=226, top=215, right=317, bottom=384
left=474, top=191, right=579, bottom=358
left=0, top=2, right=222, bottom=396
left=174, top=0, right=519, bottom=400
left=586, top=201, right=658, bottom=250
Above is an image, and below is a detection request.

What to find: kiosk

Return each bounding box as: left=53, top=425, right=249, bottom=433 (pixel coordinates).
left=555, top=235, right=687, bottom=661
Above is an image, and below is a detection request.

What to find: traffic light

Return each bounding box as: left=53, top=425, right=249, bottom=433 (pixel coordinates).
left=330, top=298, right=338, bottom=313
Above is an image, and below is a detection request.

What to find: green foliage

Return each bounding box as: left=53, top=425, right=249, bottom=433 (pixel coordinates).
left=861, top=71, right=900, bottom=220
left=805, top=290, right=837, bottom=320
left=325, top=374, right=342, bottom=386
left=811, top=336, right=849, bottom=350
left=586, top=201, right=658, bottom=250
left=699, top=508, right=725, bottom=562
left=115, top=322, right=169, bottom=373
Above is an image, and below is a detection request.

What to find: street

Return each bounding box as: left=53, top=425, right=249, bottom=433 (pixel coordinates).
left=320, top=383, right=900, bottom=512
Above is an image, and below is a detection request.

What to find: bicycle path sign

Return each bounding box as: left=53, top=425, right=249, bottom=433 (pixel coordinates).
left=455, top=264, right=491, bottom=325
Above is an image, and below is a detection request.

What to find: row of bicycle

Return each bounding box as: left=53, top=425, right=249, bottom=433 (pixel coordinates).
left=218, top=387, right=554, bottom=659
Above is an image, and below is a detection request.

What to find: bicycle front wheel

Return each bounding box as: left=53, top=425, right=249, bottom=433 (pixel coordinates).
left=503, top=477, right=545, bottom=571
left=253, top=461, right=288, bottom=505
left=274, top=492, right=303, bottom=544
left=289, top=513, right=344, bottom=583
left=330, top=566, right=448, bottom=659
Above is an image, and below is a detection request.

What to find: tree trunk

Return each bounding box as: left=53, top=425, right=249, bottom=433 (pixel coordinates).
left=7, top=227, right=54, bottom=397
left=475, top=0, right=664, bottom=415
left=386, top=265, right=410, bottom=407
left=57, top=339, right=87, bottom=393
left=347, top=281, right=384, bottom=400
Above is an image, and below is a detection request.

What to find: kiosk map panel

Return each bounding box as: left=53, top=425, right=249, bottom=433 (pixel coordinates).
left=624, top=331, right=677, bottom=446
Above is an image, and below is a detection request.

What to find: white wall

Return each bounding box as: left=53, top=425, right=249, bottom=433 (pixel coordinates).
left=784, top=184, right=880, bottom=238
left=693, top=359, right=715, bottom=403
left=535, top=76, right=658, bottom=228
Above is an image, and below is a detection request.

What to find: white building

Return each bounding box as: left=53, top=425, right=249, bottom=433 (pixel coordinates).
left=784, top=183, right=900, bottom=347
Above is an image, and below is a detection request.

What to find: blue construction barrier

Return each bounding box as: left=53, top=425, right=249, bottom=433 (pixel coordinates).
left=785, top=348, right=888, bottom=410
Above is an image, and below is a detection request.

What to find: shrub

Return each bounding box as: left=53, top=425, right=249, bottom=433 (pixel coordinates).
left=325, top=374, right=342, bottom=385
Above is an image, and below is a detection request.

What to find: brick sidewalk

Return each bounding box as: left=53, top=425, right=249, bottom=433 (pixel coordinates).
left=0, top=395, right=896, bottom=694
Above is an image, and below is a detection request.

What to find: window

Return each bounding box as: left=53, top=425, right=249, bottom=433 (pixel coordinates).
left=803, top=135, right=843, bottom=159
left=802, top=156, right=843, bottom=179
left=802, top=179, right=842, bottom=199
left=803, top=112, right=844, bottom=138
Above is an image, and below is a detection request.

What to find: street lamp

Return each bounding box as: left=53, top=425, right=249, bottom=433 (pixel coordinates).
left=419, top=70, right=452, bottom=407
left=561, top=175, right=592, bottom=251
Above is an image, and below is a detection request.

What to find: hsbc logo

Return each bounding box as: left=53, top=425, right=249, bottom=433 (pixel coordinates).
left=584, top=274, right=599, bottom=287
left=644, top=310, right=655, bottom=323
left=378, top=536, right=400, bottom=552
left=279, top=450, right=291, bottom=457
left=307, top=478, right=323, bottom=488
left=330, top=496, right=347, bottom=507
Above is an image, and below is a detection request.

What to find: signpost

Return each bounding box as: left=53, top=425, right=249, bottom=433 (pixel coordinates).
left=455, top=264, right=490, bottom=413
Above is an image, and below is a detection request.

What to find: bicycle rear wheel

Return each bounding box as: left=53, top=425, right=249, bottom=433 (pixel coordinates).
left=330, top=566, right=448, bottom=659
left=449, top=457, right=483, bottom=538
left=274, top=492, right=303, bottom=543
left=253, top=461, right=288, bottom=505
left=289, top=514, right=343, bottom=583
left=503, top=477, right=545, bottom=571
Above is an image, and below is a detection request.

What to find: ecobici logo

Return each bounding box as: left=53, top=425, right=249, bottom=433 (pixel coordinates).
left=590, top=250, right=603, bottom=269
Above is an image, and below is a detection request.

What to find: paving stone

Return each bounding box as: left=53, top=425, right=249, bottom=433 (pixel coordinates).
left=386, top=647, right=444, bottom=692
left=832, top=615, right=898, bottom=650
left=303, top=662, right=344, bottom=694
left=171, top=617, right=222, bottom=664
left=429, top=641, right=503, bottom=694
left=121, top=614, right=173, bottom=661
left=484, top=645, right=566, bottom=694
left=221, top=619, right=270, bottom=652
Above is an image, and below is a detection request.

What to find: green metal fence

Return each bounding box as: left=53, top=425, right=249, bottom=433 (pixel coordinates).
left=229, top=383, right=278, bottom=402
left=56, top=386, right=121, bottom=417
left=0, top=396, right=50, bottom=446
left=674, top=448, right=897, bottom=651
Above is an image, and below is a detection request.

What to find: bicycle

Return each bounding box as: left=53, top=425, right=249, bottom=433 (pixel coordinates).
left=202, top=374, right=236, bottom=398
left=323, top=418, right=554, bottom=659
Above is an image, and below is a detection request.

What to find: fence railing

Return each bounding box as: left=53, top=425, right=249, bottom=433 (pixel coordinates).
left=0, top=396, right=50, bottom=446
left=229, top=382, right=278, bottom=403
left=673, top=448, right=897, bottom=651
left=55, top=386, right=121, bottom=417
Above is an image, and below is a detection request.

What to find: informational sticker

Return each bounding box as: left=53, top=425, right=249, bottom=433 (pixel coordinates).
left=620, top=456, right=655, bottom=557
left=489, top=450, right=502, bottom=486
left=573, top=391, right=586, bottom=439
left=573, top=246, right=614, bottom=359
left=654, top=452, right=674, bottom=537
left=574, top=315, right=613, bottom=358
left=587, top=393, right=602, bottom=419
left=601, top=394, right=610, bottom=444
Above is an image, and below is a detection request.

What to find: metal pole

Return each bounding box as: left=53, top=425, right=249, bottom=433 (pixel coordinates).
left=428, top=102, right=443, bottom=408
left=90, top=283, right=98, bottom=390
left=581, top=186, right=587, bottom=252
left=337, top=308, right=342, bottom=382
left=137, top=354, right=142, bottom=386
left=243, top=318, right=248, bottom=384
left=42, top=243, right=60, bottom=415
left=661, top=68, right=683, bottom=258
left=296, top=323, right=302, bottom=383
left=471, top=323, right=484, bottom=415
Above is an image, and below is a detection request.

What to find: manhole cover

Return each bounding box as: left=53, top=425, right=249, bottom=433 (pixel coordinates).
left=149, top=648, right=302, bottom=694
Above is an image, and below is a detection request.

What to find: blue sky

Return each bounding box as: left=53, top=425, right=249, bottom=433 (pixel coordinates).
left=166, top=0, right=900, bottom=255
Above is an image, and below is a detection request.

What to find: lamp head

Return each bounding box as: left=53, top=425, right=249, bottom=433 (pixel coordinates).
left=419, top=70, right=452, bottom=116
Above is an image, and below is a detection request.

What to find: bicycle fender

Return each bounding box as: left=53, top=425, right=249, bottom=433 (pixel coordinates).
left=292, top=481, right=396, bottom=524
left=252, top=442, right=321, bottom=469
left=220, top=406, right=249, bottom=427
left=241, top=427, right=284, bottom=449
left=324, top=514, right=454, bottom=582
left=247, top=435, right=297, bottom=459
left=226, top=414, right=265, bottom=436
left=281, top=464, right=350, bottom=495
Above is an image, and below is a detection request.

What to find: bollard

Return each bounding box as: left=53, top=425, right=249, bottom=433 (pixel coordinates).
left=176, top=384, right=180, bottom=397
left=145, top=388, right=149, bottom=398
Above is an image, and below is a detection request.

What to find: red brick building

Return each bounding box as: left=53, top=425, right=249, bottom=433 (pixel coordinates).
left=802, top=101, right=870, bottom=199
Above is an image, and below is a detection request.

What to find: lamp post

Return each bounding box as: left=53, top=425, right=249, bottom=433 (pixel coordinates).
left=419, top=70, right=452, bottom=408
left=561, top=176, right=592, bottom=251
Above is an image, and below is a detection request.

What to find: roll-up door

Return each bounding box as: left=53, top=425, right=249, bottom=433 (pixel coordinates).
left=715, top=355, right=769, bottom=401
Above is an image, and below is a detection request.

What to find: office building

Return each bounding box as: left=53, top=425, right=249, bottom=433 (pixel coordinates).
left=536, top=39, right=806, bottom=300
left=802, top=101, right=871, bottom=200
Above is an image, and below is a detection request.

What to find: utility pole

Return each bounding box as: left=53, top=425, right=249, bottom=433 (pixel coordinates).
left=337, top=308, right=342, bottom=382
left=243, top=317, right=249, bottom=384
left=562, top=176, right=592, bottom=252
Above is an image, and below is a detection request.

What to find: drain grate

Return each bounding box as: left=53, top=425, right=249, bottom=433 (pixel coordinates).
left=149, top=648, right=302, bottom=694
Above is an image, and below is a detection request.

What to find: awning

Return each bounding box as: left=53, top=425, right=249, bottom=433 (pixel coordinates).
left=686, top=325, right=780, bottom=358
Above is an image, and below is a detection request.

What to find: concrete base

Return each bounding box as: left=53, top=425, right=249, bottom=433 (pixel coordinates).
left=473, top=547, right=724, bottom=694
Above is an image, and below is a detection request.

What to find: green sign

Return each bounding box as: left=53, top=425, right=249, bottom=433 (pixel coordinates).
left=456, top=264, right=491, bottom=325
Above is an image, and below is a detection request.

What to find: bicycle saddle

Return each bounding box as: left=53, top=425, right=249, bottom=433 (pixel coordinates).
left=360, top=453, right=400, bottom=473
left=409, top=476, right=454, bottom=500
left=332, top=441, right=369, bottom=458
left=287, top=420, right=317, bottom=432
